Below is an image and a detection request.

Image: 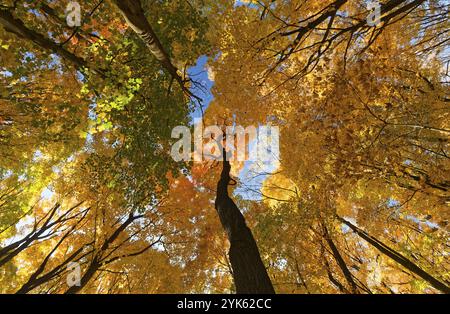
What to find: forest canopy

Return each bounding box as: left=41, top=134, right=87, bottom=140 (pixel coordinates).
left=0, top=0, right=449, bottom=294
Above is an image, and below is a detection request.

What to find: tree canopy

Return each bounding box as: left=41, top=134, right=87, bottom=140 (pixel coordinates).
left=0, top=0, right=448, bottom=294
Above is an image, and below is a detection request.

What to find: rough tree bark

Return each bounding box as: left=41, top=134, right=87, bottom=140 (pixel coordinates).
left=214, top=149, right=275, bottom=294
left=338, top=216, right=450, bottom=294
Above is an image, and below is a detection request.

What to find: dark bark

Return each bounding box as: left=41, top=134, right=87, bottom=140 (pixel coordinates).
left=64, top=213, right=138, bottom=294
left=0, top=203, right=83, bottom=268
left=321, top=222, right=359, bottom=294
left=214, top=151, right=275, bottom=294
left=64, top=212, right=159, bottom=294
left=325, top=261, right=347, bottom=293
left=320, top=231, right=348, bottom=293
left=338, top=216, right=450, bottom=294
left=16, top=209, right=92, bottom=294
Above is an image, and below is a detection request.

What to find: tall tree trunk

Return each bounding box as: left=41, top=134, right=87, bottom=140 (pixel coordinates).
left=214, top=152, right=275, bottom=294
left=321, top=222, right=360, bottom=294
left=337, top=216, right=450, bottom=294
left=112, top=0, right=186, bottom=90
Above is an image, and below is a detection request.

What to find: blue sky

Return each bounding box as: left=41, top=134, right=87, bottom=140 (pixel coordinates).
left=187, top=55, right=280, bottom=201
left=187, top=55, right=214, bottom=121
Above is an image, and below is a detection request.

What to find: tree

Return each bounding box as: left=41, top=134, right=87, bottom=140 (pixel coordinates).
left=215, top=148, right=274, bottom=294
left=0, top=0, right=448, bottom=294
left=337, top=216, right=450, bottom=294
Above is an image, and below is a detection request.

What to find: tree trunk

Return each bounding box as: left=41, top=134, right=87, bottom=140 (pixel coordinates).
left=321, top=222, right=360, bottom=294
left=112, top=0, right=185, bottom=89
left=17, top=246, right=89, bottom=294
left=0, top=8, right=103, bottom=77
left=338, top=216, right=450, bottom=294
left=64, top=213, right=145, bottom=294
left=214, top=153, right=275, bottom=294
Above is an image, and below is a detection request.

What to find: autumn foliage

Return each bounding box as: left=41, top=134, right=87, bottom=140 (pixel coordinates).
left=0, top=0, right=449, bottom=294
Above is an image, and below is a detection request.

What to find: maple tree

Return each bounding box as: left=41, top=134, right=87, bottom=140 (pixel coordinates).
left=0, top=0, right=449, bottom=294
